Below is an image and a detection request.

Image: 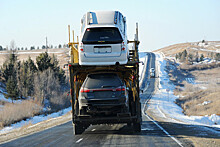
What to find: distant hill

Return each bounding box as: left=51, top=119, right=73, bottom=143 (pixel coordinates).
left=153, top=41, right=220, bottom=57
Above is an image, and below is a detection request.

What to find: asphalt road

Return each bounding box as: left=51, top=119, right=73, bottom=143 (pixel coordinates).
left=1, top=53, right=182, bottom=147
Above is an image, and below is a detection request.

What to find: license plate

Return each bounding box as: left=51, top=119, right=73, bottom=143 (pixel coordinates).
left=94, top=46, right=111, bottom=53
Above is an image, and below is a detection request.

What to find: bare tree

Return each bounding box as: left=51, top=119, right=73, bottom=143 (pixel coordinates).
left=34, top=69, right=70, bottom=111
left=10, top=40, right=16, bottom=50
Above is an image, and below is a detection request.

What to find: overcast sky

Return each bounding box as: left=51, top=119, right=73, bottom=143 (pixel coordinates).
left=0, top=0, right=219, bottom=51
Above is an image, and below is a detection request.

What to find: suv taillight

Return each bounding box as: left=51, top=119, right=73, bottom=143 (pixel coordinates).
left=121, top=42, right=125, bottom=51
left=80, top=86, right=125, bottom=93
left=80, top=88, right=92, bottom=93
left=116, top=86, right=125, bottom=91
left=80, top=43, right=84, bottom=52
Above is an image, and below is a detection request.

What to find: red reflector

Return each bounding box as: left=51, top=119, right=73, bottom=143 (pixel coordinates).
left=70, top=89, right=72, bottom=95
left=122, top=47, right=125, bottom=50
left=80, top=48, right=84, bottom=51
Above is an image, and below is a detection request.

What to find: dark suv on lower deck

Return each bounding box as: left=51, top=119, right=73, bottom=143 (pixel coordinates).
left=78, top=73, right=129, bottom=116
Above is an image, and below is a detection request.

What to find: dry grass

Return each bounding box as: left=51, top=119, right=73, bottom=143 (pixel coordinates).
left=180, top=62, right=220, bottom=71
left=174, top=67, right=220, bottom=116
left=154, top=41, right=220, bottom=58
left=0, top=100, right=42, bottom=129
left=176, top=88, right=220, bottom=116
left=165, top=58, right=220, bottom=116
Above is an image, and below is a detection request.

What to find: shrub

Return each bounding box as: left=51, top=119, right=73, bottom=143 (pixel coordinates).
left=0, top=100, right=42, bottom=128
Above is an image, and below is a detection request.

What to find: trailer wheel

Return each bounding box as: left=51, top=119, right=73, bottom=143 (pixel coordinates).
left=133, top=122, right=141, bottom=132
left=73, top=122, right=85, bottom=135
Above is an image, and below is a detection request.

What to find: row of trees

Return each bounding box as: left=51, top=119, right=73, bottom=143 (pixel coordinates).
left=0, top=52, right=68, bottom=110
left=175, top=50, right=203, bottom=63
left=0, top=44, right=69, bottom=51
left=175, top=50, right=220, bottom=63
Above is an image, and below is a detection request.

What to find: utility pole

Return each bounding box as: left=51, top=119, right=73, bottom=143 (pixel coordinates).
left=46, top=37, right=48, bottom=52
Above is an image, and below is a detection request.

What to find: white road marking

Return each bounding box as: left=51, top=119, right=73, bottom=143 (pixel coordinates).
left=91, top=129, right=96, bottom=132
left=142, top=98, right=184, bottom=147
left=76, top=138, right=83, bottom=143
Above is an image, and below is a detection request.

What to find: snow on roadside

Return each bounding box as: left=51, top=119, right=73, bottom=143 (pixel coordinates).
left=149, top=53, right=220, bottom=129
left=139, top=52, right=148, bottom=83
left=0, top=107, right=71, bottom=134
left=0, top=83, right=23, bottom=104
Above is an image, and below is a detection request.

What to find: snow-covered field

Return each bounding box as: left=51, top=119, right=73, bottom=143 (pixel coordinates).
left=148, top=53, right=220, bottom=129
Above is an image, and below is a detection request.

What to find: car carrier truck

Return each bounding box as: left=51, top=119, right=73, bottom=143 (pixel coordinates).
left=67, top=11, right=141, bottom=135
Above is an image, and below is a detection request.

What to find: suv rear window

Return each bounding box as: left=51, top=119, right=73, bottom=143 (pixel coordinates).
left=82, top=27, right=123, bottom=44
left=84, top=73, right=123, bottom=89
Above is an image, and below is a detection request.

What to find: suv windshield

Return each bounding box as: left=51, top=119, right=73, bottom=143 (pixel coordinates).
left=84, top=73, right=123, bottom=89
left=82, top=27, right=123, bottom=44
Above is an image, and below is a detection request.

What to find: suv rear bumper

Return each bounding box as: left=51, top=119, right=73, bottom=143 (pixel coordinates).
left=79, top=97, right=126, bottom=108
left=79, top=97, right=128, bottom=114
left=79, top=52, right=128, bottom=65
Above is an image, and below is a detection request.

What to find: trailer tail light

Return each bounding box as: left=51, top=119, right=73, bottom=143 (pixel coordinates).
left=121, top=42, right=125, bottom=51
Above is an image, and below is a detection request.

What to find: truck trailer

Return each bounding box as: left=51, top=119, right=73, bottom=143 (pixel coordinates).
left=67, top=11, right=141, bottom=135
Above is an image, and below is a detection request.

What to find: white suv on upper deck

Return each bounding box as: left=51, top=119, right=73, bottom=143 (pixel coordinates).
left=78, top=11, right=128, bottom=65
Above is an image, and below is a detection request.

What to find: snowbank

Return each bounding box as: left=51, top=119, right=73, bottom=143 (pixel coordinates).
left=150, top=53, right=220, bottom=128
